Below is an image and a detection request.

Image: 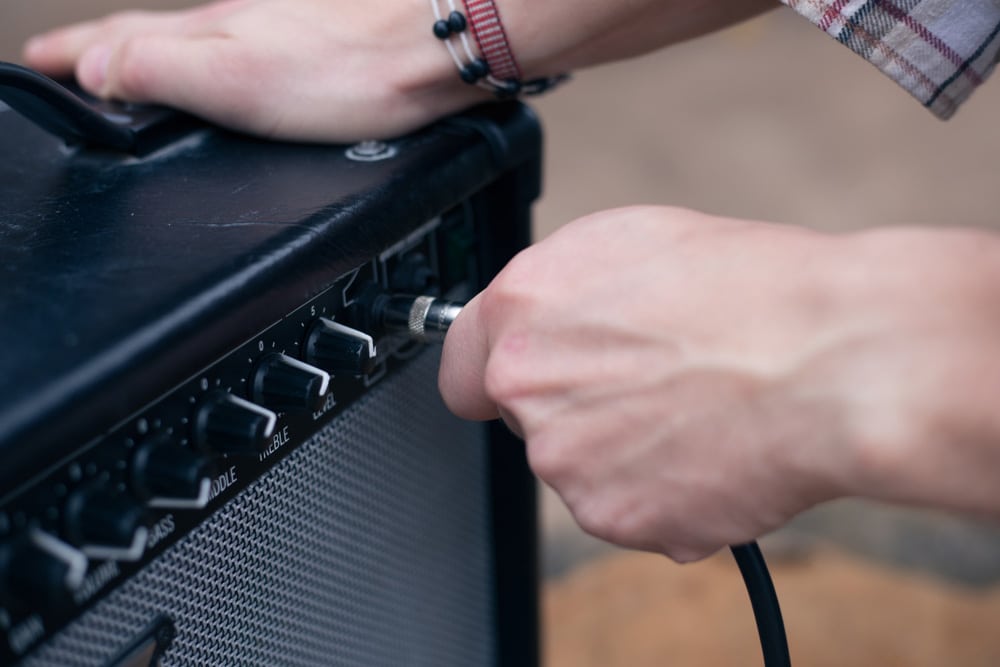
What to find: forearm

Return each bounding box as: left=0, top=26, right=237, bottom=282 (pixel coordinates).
left=501, top=0, right=777, bottom=77
left=805, top=226, right=1000, bottom=518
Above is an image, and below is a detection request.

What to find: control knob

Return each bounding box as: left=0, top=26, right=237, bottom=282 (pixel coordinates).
left=195, top=392, right=277, bottom=456
left=0, top=531, right=87, bottom=610
left=64, top=485, right=148, bottom=562
left=304, top=318, right=377, bottom=376
left=251, top=353, right=330, bottom=412
left=132, top=432, right=215, bottom=509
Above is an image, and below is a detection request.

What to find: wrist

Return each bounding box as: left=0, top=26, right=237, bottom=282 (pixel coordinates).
left=377, top=2, right=491, bottom=132
left=823, top=228, right=1000, bottom=514
left=427, top=0, right=568, bottom=97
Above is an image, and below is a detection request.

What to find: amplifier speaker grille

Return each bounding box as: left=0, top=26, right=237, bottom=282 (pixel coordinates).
left=24, top=349, right=496, bottom=666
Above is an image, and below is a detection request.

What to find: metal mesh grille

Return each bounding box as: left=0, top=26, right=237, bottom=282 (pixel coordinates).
left=23, top=349, right=496, bottom=666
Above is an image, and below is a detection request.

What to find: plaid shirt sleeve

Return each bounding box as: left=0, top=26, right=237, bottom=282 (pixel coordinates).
left=780, top=0, right=1000, bottom=119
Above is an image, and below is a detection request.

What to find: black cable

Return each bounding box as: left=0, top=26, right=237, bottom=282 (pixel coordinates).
left=731, top=541, right=791, bottom=667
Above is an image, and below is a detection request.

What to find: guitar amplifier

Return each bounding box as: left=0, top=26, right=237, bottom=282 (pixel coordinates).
left=0, top=77, right=540, bottom=667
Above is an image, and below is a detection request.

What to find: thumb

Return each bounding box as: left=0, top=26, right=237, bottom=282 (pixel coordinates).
left=438, top=293, right=501, bottom=422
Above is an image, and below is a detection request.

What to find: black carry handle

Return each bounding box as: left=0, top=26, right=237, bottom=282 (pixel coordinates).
left=0, top=61, right=196, bottom=154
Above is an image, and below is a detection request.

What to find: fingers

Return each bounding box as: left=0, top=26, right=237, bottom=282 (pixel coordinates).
left=23, top=10, right=193, bottom=77
left=73, top=32, right=205, bottom=101
left=72, top=34, right=276, bottom=135
left=439, top=294, right=501, bottom=422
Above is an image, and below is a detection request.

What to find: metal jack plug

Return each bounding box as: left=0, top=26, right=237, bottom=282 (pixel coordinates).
left=377, top=295, right=464, bottom=343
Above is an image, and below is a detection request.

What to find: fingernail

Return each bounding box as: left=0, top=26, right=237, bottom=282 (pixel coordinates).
left=79, top=44, right=112, bottom=92
left=23, top=35, right=53, bottom=62
left=24, top=36, right=43, bottom=58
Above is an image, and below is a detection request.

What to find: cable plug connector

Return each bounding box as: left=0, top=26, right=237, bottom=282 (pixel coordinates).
left=377, top=295, right=464, bottom=343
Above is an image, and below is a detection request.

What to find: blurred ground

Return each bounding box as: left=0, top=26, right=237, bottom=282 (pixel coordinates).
left=5, top=3, right=1000, bottom=665
left=544, top=548, right=1000, bottom=667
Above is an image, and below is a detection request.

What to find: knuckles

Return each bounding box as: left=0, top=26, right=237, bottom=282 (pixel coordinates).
left=523, top=433, right=572, bottom=488
left=571, top=496, right=632, bottom=548
left=112, top=37, right=156, bottom=99
left=481, top=349, right=525, bottom=406
left=477, top=254, right=544, bottom=404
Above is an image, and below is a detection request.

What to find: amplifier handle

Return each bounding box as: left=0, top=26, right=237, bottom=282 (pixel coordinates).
left=0, top=61, right=195, bottom=154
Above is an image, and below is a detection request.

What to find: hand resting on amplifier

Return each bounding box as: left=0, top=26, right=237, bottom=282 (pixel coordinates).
left=439, top=206, right=1000, bottom=562
left=21, top=0, right=481, bottom=142
left=21, top=0, right=772, bottom=142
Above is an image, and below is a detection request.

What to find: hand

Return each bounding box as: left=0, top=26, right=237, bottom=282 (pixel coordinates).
left=21, top=0, right=483, bottom=142
left=439, top=206, right=1000, bottom=561
left=21, top=0, right=774, bottom=143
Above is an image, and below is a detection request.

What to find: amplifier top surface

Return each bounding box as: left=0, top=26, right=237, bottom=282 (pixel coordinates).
left=0, top=100, right=540, bottom=478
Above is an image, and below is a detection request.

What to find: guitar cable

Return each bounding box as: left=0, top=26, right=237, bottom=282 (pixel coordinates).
left=731, top=542, right=792, bottom=666
left=382, top=294, right=792, bottom=667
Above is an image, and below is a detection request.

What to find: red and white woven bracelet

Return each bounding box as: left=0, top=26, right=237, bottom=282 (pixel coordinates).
left=461, top=0, right=522, bottom=82
left=430, top=0, right=568, bottom=97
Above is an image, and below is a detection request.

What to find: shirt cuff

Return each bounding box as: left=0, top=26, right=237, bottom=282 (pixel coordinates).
left=780, top=0, right=1000, bottom=119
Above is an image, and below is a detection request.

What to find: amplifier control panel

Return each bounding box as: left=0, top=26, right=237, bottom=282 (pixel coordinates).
left=0, top=208, right=479, bottom=664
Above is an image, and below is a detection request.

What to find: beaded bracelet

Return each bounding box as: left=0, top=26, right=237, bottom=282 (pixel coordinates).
left=462, top=0, right=521, bottom=81
left=430, top=0, right=568, bottom=98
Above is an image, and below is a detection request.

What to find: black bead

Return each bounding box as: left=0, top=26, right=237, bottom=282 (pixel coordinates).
left=433, top=20, right=451, bottom=39
left=499, top=79, right=522, bottom=96
left=448, top=11, right=467, bottom=32
left=469, top=58, right=489, bottom=78
left=459, top=65, right=479, bottom=84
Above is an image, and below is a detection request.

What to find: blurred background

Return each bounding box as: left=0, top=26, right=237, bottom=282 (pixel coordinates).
left=5, top=2, right=1000, bottom=664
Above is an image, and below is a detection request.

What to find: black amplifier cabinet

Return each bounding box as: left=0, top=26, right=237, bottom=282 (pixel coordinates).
left=0, top=98, right=540, bottom=666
